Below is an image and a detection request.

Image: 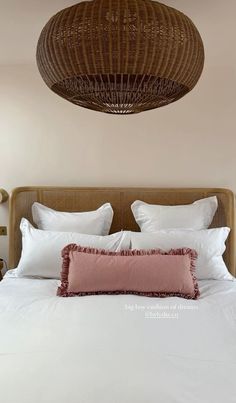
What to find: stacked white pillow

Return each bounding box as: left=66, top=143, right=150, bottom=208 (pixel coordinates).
left=16, top=219, right=130, bottom=279
left=15, top=201, right=127, bottom=279
left=131, top=196, right=233, bottom=281
left=131, top=196, right=218, bottom=232
left=32, top=202, right=113, bottom=235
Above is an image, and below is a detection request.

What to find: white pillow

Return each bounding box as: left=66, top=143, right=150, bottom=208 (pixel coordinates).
left=130, top=228, right=232, bottom=280
left=32, top=202, right=114, bottom=236
left=131, top=196, right=218, bottom=232
left=16, top=218, right=130, bottom=279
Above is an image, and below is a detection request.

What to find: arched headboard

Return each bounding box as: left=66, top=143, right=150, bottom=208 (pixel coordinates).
left=9, top=187, right=235, bottom=275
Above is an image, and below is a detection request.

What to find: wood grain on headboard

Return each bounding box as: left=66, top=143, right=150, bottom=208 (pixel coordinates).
left=9, top=187, right=235, bottom=275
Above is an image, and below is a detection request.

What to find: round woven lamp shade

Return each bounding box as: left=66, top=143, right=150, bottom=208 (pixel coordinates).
left=37, top=0, right=204, bottom=114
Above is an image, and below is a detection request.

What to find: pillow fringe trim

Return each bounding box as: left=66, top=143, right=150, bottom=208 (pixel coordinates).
left=57, top=244, right=199, bottom=299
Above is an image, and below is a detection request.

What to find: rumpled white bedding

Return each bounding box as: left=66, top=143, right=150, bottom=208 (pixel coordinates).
left=0, top=272, right=236, bottom=403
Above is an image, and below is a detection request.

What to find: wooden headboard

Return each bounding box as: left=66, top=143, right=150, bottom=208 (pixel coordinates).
left=9, top=187, right=235, bottom=275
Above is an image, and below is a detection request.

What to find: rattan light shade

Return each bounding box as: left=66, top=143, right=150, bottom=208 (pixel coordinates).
left=37, top=0, right=205, bottom=114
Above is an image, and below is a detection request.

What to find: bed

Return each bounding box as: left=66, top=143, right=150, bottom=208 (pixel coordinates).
left=1, top=187, right=236, bottom=403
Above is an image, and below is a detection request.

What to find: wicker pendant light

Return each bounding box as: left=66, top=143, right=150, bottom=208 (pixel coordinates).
left=36, top=0, right=204, bottom=114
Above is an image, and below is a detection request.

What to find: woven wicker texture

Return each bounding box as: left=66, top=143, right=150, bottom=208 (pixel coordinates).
left=37, top=0, right=205, bottom=114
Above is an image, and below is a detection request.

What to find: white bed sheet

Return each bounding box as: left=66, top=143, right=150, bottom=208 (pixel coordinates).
left=0, top=273, right=236, bottom=403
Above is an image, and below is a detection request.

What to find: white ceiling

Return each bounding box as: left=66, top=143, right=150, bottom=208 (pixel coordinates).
left=0, top=0, right=235, bottom=65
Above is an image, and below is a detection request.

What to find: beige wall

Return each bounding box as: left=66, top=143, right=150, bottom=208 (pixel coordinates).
left=0, top=0, right=236, bottom=263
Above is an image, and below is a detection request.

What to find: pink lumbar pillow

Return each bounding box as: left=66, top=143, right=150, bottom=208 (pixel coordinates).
left=57, top=245, right=199, bottom=299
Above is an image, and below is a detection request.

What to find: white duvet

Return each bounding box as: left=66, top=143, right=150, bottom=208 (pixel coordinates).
left=0, top=274, right=236, bottom=403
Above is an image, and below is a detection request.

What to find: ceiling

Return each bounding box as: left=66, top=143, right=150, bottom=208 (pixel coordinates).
left=0, top=0, right=235, bottom=65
